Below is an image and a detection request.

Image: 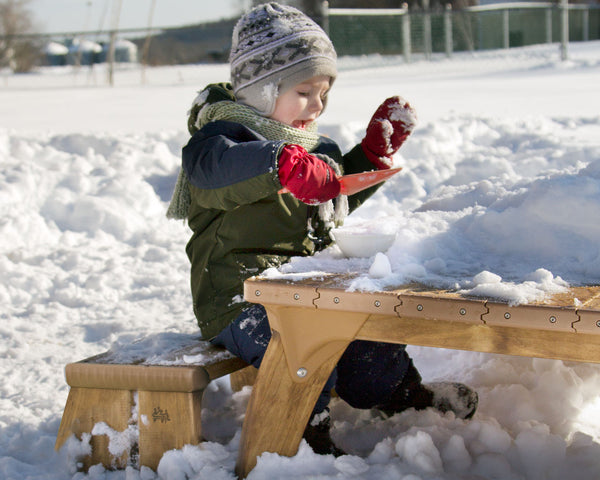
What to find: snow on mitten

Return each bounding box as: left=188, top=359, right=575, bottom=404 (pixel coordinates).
left=278, top=144, right=341, bottom=205
left=361, top=96, right=417, bottom=169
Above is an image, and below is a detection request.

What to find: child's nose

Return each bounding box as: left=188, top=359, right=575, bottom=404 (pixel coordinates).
left=309, top=96, right=323, bottom=114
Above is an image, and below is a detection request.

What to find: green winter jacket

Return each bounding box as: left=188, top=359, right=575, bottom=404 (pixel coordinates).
left=182, top=109, right=382, bottom=339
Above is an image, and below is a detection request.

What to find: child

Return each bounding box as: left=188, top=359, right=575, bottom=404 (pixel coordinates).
left=167, top=2, right=477, bottom=456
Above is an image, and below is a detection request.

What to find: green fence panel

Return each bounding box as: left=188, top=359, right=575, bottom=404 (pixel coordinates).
left=329, top=14, right=405, bottom=56
left=328, top=6, right=599, bottom=58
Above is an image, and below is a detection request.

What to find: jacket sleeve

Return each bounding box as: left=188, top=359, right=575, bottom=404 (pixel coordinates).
left=182, top=121, right=286, bottom=211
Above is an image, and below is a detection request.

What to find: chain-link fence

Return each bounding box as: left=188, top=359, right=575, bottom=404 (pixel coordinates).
left=327, top=3, right=600, bottom=60
left=1, top=2, right=599, bottom=78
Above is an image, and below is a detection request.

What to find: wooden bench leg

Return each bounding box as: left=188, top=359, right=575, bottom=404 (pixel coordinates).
left=56, top=386, right=206, bottom=471
left=138, top=389, right=204, bottom=471
left=235, top=331, right=343, bottom=478
left=55, top=387, right=132, bottom=470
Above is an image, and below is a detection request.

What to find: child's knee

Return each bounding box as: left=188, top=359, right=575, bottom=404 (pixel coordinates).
left=212, top=304, right=271, bottom=367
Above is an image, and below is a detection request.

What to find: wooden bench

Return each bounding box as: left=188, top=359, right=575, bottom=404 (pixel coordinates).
left=54, top=333, right=256, bottom=471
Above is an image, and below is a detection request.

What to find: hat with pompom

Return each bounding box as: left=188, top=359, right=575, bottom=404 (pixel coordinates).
left=229, top=2, right=337, bottom=116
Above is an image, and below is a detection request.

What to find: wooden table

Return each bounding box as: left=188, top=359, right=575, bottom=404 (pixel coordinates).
left=235, top=274, right=600, bottom=478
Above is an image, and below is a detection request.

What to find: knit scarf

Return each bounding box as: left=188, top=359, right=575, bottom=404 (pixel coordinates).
left=166, top=94, right=348, bottom=232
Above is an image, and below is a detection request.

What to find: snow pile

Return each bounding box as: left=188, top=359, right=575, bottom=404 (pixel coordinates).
left=0, top=42, right=600, bottom=479
left=278, top=115, right=600, bottom=304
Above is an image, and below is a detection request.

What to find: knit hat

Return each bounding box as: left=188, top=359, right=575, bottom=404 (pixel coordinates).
left=229, top=2, right=337, bottom=116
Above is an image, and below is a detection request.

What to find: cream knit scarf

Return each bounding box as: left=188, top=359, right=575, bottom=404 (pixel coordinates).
left=166, top=99, right=348, bottom=231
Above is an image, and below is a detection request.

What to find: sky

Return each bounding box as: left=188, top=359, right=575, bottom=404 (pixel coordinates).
left=31, top=0, right=246, bottom=34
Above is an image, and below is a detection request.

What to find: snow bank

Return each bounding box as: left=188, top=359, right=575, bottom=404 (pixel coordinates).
left=1, top=42, right=600, bottom=479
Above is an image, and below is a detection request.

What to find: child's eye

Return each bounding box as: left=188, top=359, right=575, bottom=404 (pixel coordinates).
left=297, top=91, right=310, bottom=97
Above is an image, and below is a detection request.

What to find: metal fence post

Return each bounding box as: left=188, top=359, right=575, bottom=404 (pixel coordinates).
left=107, top=30, right=116, bottom=86
left=402, top=4, right=412, bottom=62
left=321, top=1, right=330, bottom=35
left=545, top=7, right=552, bottom=44
left=560, top=0, right=569, bottom=61
left=444, top=4, right=453, bottom=58
left=423, top=0, right=432, bottom=60
left=503, top=9, right=509, bottom=49
left=107, top=0, right=123, bottom=86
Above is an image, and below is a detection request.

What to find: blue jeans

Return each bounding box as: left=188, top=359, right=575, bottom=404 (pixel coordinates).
left=211, top=304, right=415, bottom=414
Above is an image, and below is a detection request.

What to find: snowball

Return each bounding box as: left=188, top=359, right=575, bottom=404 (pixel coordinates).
left=369, top=252, right=392, bottom=278
left=473, top=271, right=502, bottom=285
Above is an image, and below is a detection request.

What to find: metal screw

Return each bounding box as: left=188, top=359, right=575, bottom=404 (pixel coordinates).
left=293, top=293, right=300, bottom=300
left=504, top=312, right=511, bottom=319
left=416, top=304, right=424, bottom=311
left=459, top=308, right=467, bottom=316
left=549, top=316, right=557, bottom=324
left=296, top=367, right=307, bottom=378
left=255, top=290, right=261, bottom=297
left=333, top=297, right=340, bottom=304
left=596, top=320, right=600, bottom=328
left=374, top=300, right=381, bottom=307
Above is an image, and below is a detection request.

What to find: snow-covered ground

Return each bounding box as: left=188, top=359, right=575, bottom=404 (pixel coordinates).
left=1, top=41, right=600, bottom=480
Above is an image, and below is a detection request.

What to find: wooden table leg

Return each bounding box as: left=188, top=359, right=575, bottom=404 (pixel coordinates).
left=230, top=365, right=258, bottom=392
left=235, top=330, right=344, bottom=479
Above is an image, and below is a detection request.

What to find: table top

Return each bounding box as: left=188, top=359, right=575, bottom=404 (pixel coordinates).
left=245, top=274, right=600, bottom=335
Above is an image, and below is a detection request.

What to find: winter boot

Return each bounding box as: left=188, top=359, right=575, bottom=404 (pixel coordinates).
left=423, top=382, right=478, bottom=419
left=375, top=361, right=478, bottom=420
left=378, top=380, right=478, bottom=420
left=302, top=409, right=345, bottom=457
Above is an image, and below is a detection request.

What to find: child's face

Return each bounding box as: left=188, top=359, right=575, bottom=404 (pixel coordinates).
left=270, top=75, right=331, bottom=130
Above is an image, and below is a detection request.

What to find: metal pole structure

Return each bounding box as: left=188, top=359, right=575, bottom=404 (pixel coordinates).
left=502, top=9, right=509, bottom=50
left=107, top=0, right=123, bottom=86
left=444, top=4, right=453, bottom=58
left=141, top=0, right=157, bottom=84
left=545, top=7, right=552, bottom=44
left=402, top=3, right=411, bottom=63
left=321, top=1, right=330, bottom=36
left=423, top=0, right=431, bottom=60
left=560, top=0, right=568, bottom=61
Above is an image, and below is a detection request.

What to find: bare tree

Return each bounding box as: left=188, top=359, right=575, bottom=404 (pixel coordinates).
left=0, top=0, right=39, bottom=72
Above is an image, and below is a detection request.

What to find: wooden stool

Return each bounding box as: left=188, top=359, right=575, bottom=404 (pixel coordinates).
left=54, top=335, right=254, bottom=471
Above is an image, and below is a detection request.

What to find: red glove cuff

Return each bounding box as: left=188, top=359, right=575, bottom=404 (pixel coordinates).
left=278, top=144, right=341, bottom=205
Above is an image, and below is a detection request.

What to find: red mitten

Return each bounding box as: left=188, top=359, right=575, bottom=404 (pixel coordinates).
left=361, top=96, right=417, bottom=169
left=278, top=144, right=341, bottom=205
